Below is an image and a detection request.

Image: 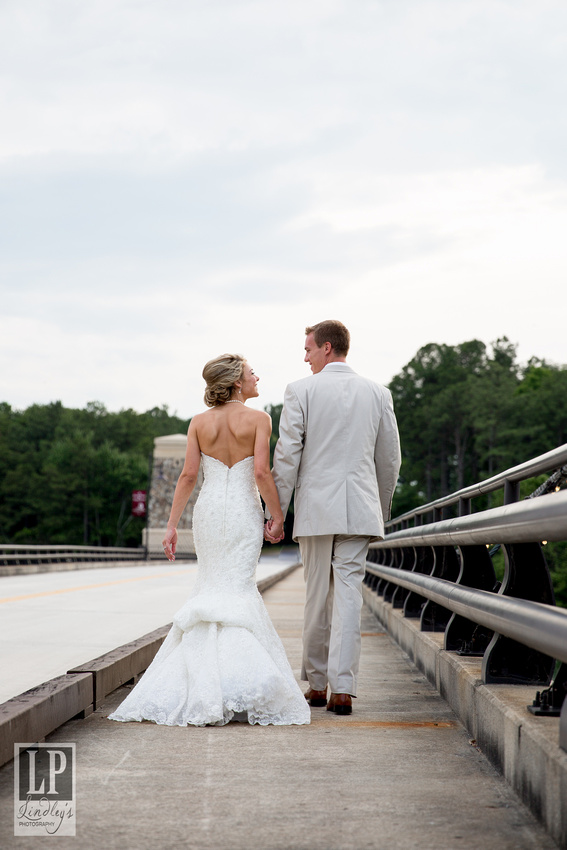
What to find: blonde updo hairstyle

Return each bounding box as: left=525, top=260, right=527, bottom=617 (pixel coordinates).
left=202, top=353, right=246, bottom=408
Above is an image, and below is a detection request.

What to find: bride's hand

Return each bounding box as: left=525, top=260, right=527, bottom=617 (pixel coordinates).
left=162, top=527, right=177, bottom=561
left=264, top=518, right=284, bottom=544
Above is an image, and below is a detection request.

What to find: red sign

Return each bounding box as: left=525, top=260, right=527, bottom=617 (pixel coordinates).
left=132, top=490, right=147, bottom=517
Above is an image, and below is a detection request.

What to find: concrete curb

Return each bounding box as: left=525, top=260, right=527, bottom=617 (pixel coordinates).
left=256, top=560, right=302, bottom=593
left=0, top=559, right=182, bottom=577
left=0, top=673, right=93, bottom=767
left=363, top=584, right=567, bottom=849
left=67, top=625, right=172, bottom=710
left=0, top=561, right=301, bottom=768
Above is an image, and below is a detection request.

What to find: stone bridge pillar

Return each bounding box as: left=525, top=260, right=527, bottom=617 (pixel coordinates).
left=143, top=434, right=202, bottom=558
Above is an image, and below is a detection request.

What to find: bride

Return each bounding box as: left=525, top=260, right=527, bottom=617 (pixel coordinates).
left=109, top=354, right=310, bottom=727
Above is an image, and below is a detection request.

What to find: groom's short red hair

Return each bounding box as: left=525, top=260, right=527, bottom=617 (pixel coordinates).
left=305, top=320, right=350, bottom=357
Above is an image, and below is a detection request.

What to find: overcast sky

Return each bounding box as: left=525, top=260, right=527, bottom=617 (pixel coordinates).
left=1, top=0, right=566, bottom=420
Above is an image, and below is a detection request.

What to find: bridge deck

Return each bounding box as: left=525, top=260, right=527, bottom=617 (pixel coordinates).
left=0, top=568, right=557, bottom=849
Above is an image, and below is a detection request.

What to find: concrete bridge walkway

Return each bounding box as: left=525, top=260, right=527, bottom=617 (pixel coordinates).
left=0, top=567, right=557, bottom=849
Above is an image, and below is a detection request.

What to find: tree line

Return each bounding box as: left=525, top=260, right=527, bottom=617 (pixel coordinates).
left=0, top=401, right=190, bottom=548
left=389, top=338, right=567, bottom=512
left=388, top=338, right=567, bottom=606
left=1, top=338, right=565, bottom=601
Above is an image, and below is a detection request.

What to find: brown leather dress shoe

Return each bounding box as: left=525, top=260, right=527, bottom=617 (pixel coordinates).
left=326, top=693, right=353, bottom=715
left=304, top=687, right=328, bottom=707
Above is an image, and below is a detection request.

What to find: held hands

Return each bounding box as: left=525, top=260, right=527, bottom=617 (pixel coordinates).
left=162, top=526, right=177, bottom=561
left=264, top=518, right=285, bottom=544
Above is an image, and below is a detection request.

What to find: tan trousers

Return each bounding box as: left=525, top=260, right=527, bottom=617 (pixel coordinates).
left=298, top=535, right=370, bottom=696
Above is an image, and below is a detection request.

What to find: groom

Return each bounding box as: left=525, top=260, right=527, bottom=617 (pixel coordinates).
left=266, top=320, right=401, bottom=715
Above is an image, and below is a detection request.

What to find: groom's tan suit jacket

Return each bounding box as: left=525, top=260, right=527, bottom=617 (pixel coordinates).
left=271, top=363, right=401, bottom=541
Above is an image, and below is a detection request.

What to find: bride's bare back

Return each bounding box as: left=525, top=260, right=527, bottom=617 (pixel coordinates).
left=192, top=404, right=261, bottom=468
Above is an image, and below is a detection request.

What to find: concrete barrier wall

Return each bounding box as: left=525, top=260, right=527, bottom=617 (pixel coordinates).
left=363, top=585, right=567, bottom=849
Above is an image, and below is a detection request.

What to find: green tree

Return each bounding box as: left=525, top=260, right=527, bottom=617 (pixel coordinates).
left=0, top=401, right=190, bottom=547
left=390, top=339, right=494, bottom=507
left=40, top=432, right=148, bottom=546
left=513, top=363, right=567, bottom=456
left=389, top=337, right=567, bottom=516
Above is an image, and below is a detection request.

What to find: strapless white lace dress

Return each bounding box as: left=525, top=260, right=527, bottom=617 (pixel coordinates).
left=109, top=454, right=310, bottom=726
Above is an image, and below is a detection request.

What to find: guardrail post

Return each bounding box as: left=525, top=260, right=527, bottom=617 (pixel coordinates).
left=528, top=662, right=567, bottom=719
left=482, top=542, right=556, bottom=684
left=390, top=547, right=416, bottom=609
left=383, top=549, right=403, bottom=603
left=365, top=547, right=392, bottom=595
left=420, top=546, right=460, bottom=632
left=445, top=545, right=497, bottom=655
left=403, top=546, right=434, bottom=619
left=377, top=549, right=395, bottom=596
left=504, top=479, right=520, bottom=504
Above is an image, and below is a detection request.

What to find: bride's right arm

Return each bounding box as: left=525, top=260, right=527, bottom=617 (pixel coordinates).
left=162, top=420, right=201, bottom=560
left=253, top=413, right=285, bottom=542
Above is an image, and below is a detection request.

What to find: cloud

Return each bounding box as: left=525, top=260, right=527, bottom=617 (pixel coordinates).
left=1, top=0, right=566, bottom=418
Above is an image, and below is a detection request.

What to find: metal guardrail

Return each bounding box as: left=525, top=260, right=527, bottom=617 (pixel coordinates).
left=381, top=489, right=567, bottom=547
left=388, top=443, right=567, bottom=528
left=365, top=563, right=567, bottom=667
left=0, top=545, right=147, bottom=566
left=366, top=443, right=567, bottom=752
